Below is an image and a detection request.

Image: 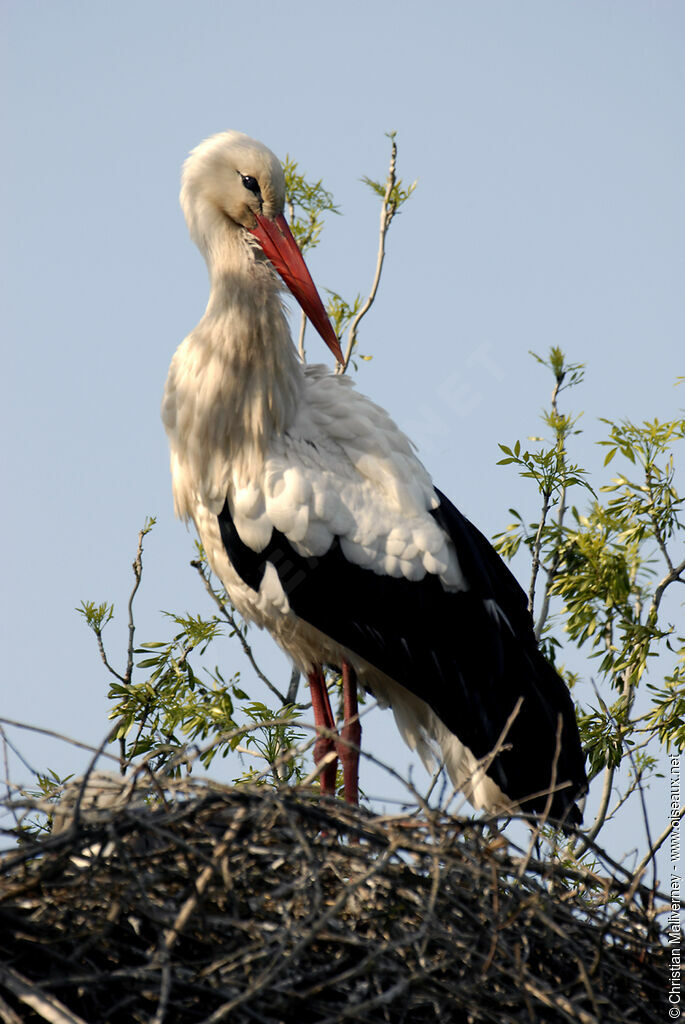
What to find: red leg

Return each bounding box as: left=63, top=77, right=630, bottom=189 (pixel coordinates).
left=308, top=667, right=338, bottom=796
left=338, top=661, right=361, bottom=805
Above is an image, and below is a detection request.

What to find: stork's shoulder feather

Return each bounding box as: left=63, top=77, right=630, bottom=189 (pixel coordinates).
left=229, top=365, right=464, bottom=587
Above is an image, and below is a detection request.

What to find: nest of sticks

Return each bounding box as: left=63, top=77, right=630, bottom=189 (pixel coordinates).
left=0, top=773, right=665, bottom=1024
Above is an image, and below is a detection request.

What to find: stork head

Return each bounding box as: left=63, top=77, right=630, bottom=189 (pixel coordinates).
left=181, top=131, right=343, bottom=364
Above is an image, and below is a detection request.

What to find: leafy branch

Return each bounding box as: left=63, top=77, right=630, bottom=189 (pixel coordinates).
left=494, top=346, right=685, bottom=866
left=340, top=132, right=417, bottom=373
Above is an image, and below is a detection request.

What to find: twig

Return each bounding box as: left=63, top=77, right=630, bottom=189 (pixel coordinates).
left=339, top=136, right=398, bottom=374
left=159, top=806, right=248, bottom=956
left=125, top=525, right=151, bottom=686
left=0, top=991, right=23, bottom=1024
left=93, top=629, right=126, bottom=684
left=528, top=492, right=550, bottom=617
left=517, top=715, right=564, bottom=878
left=529, top=364, right=569, bottom=623
left=574, top=764, right=615, bottom=859
left=0, top=718, right=119, bottom=764
left=534, top=482, right=567, bottom=640
left=650, top=553, right=685, bottom=619
left=0, top=964, right=89, bottom=1024
left=633, top=802, right=685, bottom=883
left=645, top=463, right=675, bottom=574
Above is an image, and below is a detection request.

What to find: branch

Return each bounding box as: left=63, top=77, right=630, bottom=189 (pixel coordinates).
left=650, top=553, right=685, bottom=619
left=633, top=802, right=685, bottom=883
left=339, top=136, right=398, bottom=374
left=0, top=718, right=119, bottom=764
left=0, top=964, right=88, bottom=1024
left=530, top=365, right=568, bottom=622
left=534, top=483, right=567, bottom=640
left=527, top=492, right=550, bottom=617
left=93, top=628, right=126, bottom=685
left=645, top=462, right=675, bottom=573
left=124, top=525, right=149, bottom=683
left=574, top=764, right=615, bottom=858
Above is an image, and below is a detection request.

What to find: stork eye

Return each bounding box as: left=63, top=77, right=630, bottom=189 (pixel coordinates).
left=241, top=174, right=260, bottom=194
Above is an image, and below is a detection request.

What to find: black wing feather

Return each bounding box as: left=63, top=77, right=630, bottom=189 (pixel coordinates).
left=218, top=489, right=587, bottom=821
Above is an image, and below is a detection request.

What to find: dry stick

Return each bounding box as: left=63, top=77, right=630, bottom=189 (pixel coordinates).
left=517, top=715, right=564, bottom=880
left=158, top=805, right=249, bottom=957
left=148, top=958, right=172, bottom=1024
left=523, top=977, right=599, bottom=1024
left=633, top=803, right=685, bottom=882
left=199, top=841, right=401, bottom=1023
left=0, top=992, right=23, bottom=1024
left=70, top=723, right=133, bottom=833
left=0, top=724, right=36, bottom=807
left=317, top=977, right=412, bottom=1024
left=0, top=718, right=119, bottom=764
left=0, top=741, right=20, bottom=828
left=0, top=964, right=89, bottom=1024
left=339, top=136, right=398, bottom=375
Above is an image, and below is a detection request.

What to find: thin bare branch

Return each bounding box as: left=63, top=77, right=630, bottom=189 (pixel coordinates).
left=339, top=136, right=398, bottom=374
left=534, top=482, right=567, bottom=640
left=574, top=765, right=615, bottom=859
left=125, top=526, right=149, bottom=684
left=650, top=553, right=685, bottom=619
left=92, top=629, right=126, bottom=684
left=528, top=492, right=550, bottom=617
left=633, top=802, right=685, bottom=883
left=0, top=718, right=119, bottom=764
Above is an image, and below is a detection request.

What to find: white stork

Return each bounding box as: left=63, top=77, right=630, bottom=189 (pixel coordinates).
left=162, top=131, right=587, bottom=823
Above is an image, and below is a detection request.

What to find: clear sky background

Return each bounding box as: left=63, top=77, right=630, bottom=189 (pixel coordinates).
left=2, top=1, right=683, bottom=877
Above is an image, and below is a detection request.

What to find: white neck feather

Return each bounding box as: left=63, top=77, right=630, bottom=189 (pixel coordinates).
left=163, top=220, right=302, bottom=518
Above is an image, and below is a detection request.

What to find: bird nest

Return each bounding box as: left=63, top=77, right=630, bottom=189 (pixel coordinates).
left=0, top=773, right=665, bottom=1023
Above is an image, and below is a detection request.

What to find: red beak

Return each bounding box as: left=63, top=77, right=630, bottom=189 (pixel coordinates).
left=249, top=213, right=344, bottom=365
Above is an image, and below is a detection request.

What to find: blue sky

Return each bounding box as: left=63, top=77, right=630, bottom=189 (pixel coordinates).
left=2, top=1, right=683, bottom=871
